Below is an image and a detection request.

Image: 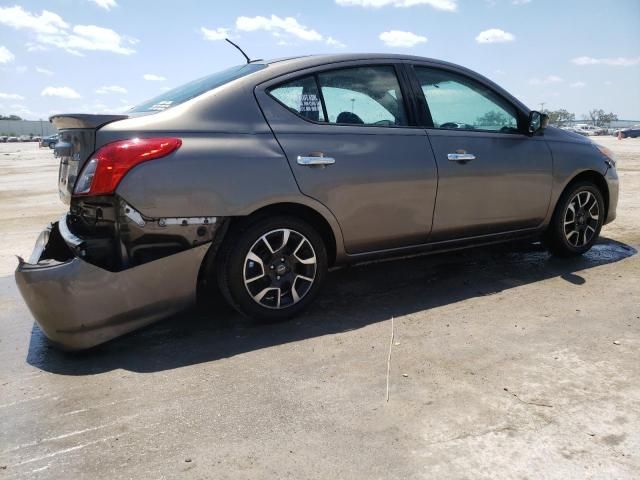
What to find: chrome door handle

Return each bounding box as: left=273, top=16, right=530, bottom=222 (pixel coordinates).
left=447, top=153, right=476, bottom=162
left=297, top=155, right=336, bottom=166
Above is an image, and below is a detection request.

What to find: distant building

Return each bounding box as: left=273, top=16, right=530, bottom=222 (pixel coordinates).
left=0, top=119, right=57, bottom=137
left=566, top=119, right=640, bottom=128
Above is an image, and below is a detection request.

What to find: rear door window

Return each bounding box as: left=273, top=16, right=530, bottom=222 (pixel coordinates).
left=317, top=66, right=407, bottom=126
left=267, top=65, right=408, bottom=127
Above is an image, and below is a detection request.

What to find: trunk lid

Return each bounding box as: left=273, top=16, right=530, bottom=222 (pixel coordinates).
left=51, top=114, right=128, bottom=204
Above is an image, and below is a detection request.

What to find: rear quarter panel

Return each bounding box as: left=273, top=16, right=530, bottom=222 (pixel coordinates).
left=115, top=133, right=301, bottom=217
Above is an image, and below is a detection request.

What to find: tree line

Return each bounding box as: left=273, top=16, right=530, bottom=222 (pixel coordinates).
left=542, top=109, right=618, bottom=127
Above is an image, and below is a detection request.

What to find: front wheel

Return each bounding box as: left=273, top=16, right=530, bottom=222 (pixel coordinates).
left=217, top=216, right=328, bottom=322
left=545, top=181, right=605, bottom=257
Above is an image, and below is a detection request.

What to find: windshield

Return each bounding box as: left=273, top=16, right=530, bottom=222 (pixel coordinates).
left=129, top=63, right=266, bottom=114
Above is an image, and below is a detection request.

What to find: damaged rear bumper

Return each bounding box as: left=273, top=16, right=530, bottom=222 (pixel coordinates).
left=15, top=216, right=211, bottom=350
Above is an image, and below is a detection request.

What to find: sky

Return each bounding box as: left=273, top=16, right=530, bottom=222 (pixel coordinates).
left=0, top=0, right=639, bottom=120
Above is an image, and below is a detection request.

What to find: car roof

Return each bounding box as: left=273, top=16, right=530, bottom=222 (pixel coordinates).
left=261, top=53, right=465, bottom=71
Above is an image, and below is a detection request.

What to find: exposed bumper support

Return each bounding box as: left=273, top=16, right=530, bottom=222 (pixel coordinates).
left=15, top=220, right=210, bottom=350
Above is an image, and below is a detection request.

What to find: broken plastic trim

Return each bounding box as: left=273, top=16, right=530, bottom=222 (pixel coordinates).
left=58, top=213, right=84, bottom=248
left=124, top=203, right=216, bottom=228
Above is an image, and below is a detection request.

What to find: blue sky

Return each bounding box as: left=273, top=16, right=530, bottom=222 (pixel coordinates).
left=0, top=0, right=639, bottom=120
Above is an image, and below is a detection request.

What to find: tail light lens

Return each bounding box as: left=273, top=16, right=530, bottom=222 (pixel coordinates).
left=73, top=137, right=182, bottom=196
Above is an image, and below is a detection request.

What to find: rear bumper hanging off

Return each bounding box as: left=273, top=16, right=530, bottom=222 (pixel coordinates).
left=15, top=218, right=210, bottom=350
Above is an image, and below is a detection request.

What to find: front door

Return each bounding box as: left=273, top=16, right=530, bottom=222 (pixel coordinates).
left=257, top=63, right=438, bottom=254
left=411, top=65, right=553, bottom=241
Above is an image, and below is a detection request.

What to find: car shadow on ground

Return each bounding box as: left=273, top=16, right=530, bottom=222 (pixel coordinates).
left=26, top=237, right=636, bottom=375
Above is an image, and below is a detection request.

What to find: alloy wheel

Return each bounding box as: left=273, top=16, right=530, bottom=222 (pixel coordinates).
left=563, top=190, right=600, bottom=247
left=243, top=228, right=317, bottom=309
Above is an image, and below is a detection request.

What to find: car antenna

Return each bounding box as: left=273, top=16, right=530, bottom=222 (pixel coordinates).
left=225, top=38, right=262, bottom=64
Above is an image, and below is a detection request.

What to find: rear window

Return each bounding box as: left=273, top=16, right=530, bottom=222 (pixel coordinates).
left=129, top=63, right=266, bottom=113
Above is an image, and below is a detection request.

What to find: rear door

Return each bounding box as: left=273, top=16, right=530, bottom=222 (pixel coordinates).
left=409, top=65, right=553, bottom=241
left=256, top=62, right=438, bottom=254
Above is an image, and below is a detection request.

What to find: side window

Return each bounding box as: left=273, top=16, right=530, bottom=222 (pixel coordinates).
left=268, top=76, right=325, bottom=122
left=317, top=66, right=407, bottom=126
left=414, top=67, right=519, bottom=133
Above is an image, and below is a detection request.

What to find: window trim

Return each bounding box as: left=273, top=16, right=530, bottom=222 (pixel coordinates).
left=314, top=74, right=329, bottom=123
left=266, top=63, right=415, bottom=129
left=408, top=64, right=528, bottom=135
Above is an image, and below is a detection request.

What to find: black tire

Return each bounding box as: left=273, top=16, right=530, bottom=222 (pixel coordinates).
left=216, top=215, right=327, bottom=322
left=545, top=181, right=605, bottom=257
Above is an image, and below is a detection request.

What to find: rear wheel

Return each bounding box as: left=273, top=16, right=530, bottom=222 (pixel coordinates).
left=217, top=216, right=327, bottom=321
left=545, top=181, right=605, bottom=257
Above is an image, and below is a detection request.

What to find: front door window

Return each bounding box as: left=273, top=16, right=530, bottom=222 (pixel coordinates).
left=414, top=66, right=519, bottom=133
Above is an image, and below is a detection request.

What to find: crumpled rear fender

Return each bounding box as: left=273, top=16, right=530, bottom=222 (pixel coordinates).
left=15, top=222, right=209, bottom=350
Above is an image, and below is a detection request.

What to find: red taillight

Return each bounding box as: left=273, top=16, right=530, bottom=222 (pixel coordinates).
left=74, top=137, right=182, bottom=196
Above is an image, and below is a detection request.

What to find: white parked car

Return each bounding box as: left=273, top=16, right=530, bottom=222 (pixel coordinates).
left=572, top=124, right=606, bottom=136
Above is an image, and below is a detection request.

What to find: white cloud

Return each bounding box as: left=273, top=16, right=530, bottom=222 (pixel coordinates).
left=326, top=36, right=346, bottom=48
left=6, top=103, right=47, bottom=119
left=16, top=66, right=28, bottom=73
left=512, top=0, right=531, bottom=4
left=529, top=75, right=563, bottom=86
left=379, top=30, right=427, bottom=47
left=0, top=46, right=15, bottom=64
left=201, top=27, right=230, bottom=41
left=0, top=6, right=136, bottom=55
left=79, top=102, right=129, bottom=114
left=235, top=15, right=344, bottom=47
left=237, top=15, right=323, bottom=41
left=0, top=6, right=68, bottom=34
left=571, top=56, right=640, bottom=67
left=89, top=0, right=118, bottom=10
left=569, top=81, right=586, bottom=88
left=35, top=66, right=54, bottom=75
left=41, top=86, right=81, bottom=99
left=143, top=74, right=166, bottom=81
left=336, top=0, right=457, bottom=11
left=475, top=28, right=515, bottom=43
left=96, top=85, right=127, bottom=94
left=26, top=43, right=48, bottom=52
left=0, top=92, right=25, bottom=100
left=39, top=25, right=137, bottom=56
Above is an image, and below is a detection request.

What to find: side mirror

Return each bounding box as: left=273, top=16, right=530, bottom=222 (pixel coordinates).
left=528, top=111, right=549, bottom=134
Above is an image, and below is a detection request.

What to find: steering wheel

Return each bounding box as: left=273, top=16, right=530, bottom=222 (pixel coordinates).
left=440, top=122, right=461, bottom=129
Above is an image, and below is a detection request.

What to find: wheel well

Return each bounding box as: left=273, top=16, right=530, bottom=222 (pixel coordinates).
left=231, top=203, right=337, bottom=266
left=564, top=170, right=610, bottom=221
